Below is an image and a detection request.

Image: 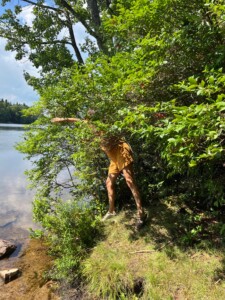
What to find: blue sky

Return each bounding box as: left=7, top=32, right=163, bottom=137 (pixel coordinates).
left=0, top=1, right=88, bottom=106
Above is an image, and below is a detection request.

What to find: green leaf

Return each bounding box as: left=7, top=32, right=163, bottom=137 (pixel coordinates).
left=189, top=160, right=197, bottom=167
left=188, top=76, right=197, bottom=84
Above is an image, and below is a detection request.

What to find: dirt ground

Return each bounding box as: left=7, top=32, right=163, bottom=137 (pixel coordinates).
left=0, top=239, right=60, bottom=300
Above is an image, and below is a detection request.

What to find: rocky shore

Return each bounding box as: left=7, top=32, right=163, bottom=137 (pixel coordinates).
left=0, top=238, right=59, bottom=300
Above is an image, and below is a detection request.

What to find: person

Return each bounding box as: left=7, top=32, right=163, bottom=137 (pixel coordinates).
left=51, top=117, right=147, bottom=230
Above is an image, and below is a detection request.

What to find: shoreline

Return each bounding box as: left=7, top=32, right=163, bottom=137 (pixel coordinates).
left=0, top=238, right=59, bottom=300
left=0, top=222, right=34, bottom=269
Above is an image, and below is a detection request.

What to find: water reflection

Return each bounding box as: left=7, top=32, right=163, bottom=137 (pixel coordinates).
left=0, top=124, right=36, bottom=264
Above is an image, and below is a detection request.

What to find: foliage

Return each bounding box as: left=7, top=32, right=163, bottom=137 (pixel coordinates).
left=0, top=0, right=114, bottom=85
left=4, top=0, right=225, bottom=285
left=0, top=99, right=36, bottom=123
left=112, top=69, right=225, bottom=207
left=32, top=200, right=102, bottom=282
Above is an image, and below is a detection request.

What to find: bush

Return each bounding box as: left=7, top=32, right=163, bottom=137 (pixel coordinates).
left=32, top=199, right=103, bottom=283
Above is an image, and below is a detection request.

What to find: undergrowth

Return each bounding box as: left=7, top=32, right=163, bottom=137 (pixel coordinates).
left=31, top=199, right=103, bottom=284
left=31, top=196, right=225, bottom=299
left=81, top=197, right=225, bottom=300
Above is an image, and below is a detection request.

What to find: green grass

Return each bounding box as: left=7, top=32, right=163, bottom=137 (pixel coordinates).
left=81, top=198, right=225, bottom=300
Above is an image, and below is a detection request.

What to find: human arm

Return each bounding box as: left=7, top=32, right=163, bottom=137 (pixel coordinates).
left=51, top=116, right=102, bottom=139
left=51, top=117, right=87, bottom=123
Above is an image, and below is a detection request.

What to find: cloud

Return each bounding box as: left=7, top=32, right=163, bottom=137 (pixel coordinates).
left=0, top=4, right=39, bottom=105
left=0, top=37, right=38, bottom=105
left=18, top=4, right=35, bottom=26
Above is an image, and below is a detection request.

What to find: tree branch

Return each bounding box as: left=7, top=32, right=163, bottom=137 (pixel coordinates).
left=0, top=33, right=73, bottom=47
left=22, top=0, right=61, bottom=13
left=59, top=0, right=102, bottom=46
left=65, top=11, right=84, bottom=64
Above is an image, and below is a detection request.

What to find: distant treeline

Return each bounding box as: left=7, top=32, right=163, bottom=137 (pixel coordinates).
left=0, top=99, right=37, bottom=124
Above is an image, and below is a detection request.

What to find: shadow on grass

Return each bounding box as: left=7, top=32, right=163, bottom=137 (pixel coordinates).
left=121, top=196, right=225, bottom=280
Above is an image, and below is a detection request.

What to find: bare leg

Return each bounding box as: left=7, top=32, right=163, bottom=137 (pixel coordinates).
left=122, top=164, right=144, bottom=218
left=106, top=173, right=119, bottom=213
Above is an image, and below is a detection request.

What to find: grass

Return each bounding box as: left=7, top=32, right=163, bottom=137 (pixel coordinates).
left=81, top=197, right=225, bottom=300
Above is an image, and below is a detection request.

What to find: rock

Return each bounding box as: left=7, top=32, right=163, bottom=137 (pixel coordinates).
left=0, top=268, right=20, bottom=283
left=0, top=239, right=17, bottom=259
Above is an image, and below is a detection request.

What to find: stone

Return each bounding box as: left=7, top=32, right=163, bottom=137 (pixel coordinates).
left=0, top=268, right=20, bottom=283
left=0, top=239, right=17, bottom=259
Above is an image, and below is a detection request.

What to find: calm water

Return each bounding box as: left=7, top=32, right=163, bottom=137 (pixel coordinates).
left=0, top=124, right=36, bottom=264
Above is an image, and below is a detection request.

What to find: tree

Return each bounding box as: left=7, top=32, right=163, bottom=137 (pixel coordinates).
left=0, top=99, right=36, bottom=123
left=0, top=0, right=115, bottom=84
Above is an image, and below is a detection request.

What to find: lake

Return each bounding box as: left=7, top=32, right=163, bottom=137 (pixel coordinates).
left=0, top=124, right=36, bottom=265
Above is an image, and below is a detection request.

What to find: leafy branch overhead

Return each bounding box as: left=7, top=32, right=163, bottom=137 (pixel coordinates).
left=0, top=0, right=113, bottom=74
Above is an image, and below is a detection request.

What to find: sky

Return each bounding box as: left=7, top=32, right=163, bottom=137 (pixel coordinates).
left=0, top=3, right=38, bottom=105
left=0, top=37, right=39, bottom=105
left=0, top=1, right=88, bottom=106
